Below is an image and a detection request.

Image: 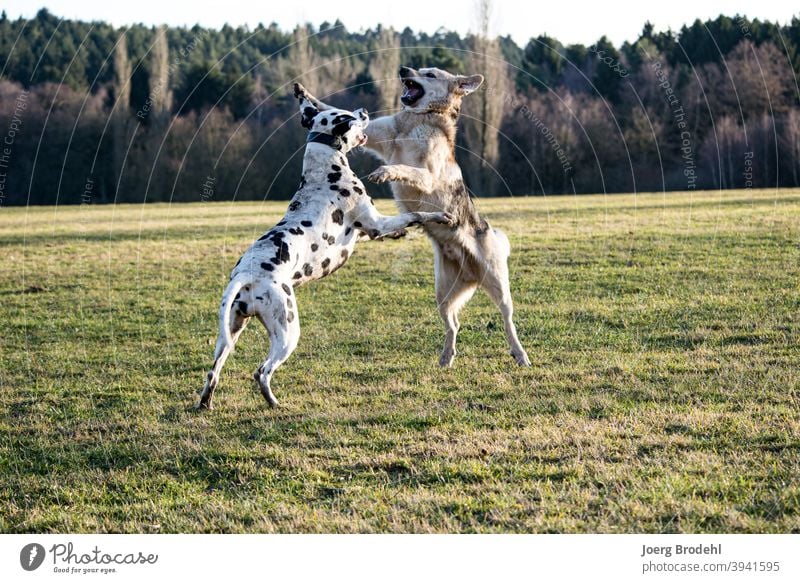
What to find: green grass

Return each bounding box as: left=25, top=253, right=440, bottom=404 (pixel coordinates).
left=1, top=189, right=798, bottom=533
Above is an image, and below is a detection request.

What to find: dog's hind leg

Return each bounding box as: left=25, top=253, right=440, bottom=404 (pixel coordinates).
left=253, top=286, right=301, bottom=407
left=480, top=257, right=531, bottom=367
left=434, top=245, right=477, bottom=368
left=199, top=314, right=249, bottom=409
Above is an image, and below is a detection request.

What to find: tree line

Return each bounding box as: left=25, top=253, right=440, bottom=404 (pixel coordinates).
left=1, top=8, right=799, bottom=206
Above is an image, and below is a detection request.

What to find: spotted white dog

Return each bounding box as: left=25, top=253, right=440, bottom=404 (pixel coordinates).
left=198, top=83, right=455, bottom=409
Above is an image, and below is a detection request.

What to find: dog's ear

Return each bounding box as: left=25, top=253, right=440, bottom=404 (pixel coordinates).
left=294, top=83, right=321, bottom=129
left=456, top=74, right=484, bottom=96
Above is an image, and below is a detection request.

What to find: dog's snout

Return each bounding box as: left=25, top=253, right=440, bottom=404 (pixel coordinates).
left=399, top=66, right=412, bottom=77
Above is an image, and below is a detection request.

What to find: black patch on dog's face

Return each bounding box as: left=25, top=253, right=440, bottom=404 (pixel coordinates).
left=282, top=283, right=292, bottom=295
left=330, top=114, right=356, bottom=137
left=301, top=105, right=319, bottom=129
left=331, top=209, right=344, bottom=225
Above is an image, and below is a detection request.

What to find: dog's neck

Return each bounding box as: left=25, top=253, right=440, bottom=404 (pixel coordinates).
left=398, top=108, right=458, bottom=153
left=302, top=142, right=351, bottom=182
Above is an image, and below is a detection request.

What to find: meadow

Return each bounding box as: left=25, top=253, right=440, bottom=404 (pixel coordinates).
left=1, top=189, right=798, bottom=533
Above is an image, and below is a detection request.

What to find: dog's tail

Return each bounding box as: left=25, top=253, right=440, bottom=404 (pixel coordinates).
left=219, top=276, right=247, bottom=351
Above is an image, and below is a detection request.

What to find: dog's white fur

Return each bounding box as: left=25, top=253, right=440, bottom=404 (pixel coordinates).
left=308, top=66, right=530, bottom=367
left=198, top=84, right=454, bottom=409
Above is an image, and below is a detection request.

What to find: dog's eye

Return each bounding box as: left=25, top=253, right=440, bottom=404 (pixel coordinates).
left=425, top=73, right=436, bottom=78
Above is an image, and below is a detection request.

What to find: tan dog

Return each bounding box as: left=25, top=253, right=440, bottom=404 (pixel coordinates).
left=305, top=66, right=530, bottom=367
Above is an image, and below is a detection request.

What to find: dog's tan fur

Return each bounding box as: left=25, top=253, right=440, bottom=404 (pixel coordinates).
left=303, top=66, right=530, bottom=367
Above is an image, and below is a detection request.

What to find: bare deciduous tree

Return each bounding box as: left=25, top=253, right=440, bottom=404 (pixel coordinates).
left=368, top=27, right=401, bottom=114
left=463, top=0, right=508, bottom=195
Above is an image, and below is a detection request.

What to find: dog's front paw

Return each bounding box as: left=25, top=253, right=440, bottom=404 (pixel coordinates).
left=383, top=228, right=407, bottom=239
left=293, top=82, right=307, bottom=99
left=434, top=212, right=458, bottom=227
left=367, top=166, right=398, bottom=184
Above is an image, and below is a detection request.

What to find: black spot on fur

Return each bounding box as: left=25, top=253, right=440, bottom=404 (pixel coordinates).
left=235, top=292, right=241, bottom=300
left=276, top=220, right=287, bottom=226
left=320, top=118, right=328, bottom=126
left=288, top=227, right=304, bottom=236
left=339, top=188, right=350, bottom=197
left=298, top=176, right=306, bottom=189
left=293, top=272, right=302, bottom=279
left=272, top=241, right=291, bottom=264
left=256, top=296, right=263, bottom=300
left=353, top=186, right=363, bottom=194
left=331, top=209, right=344, bottom=225
left=311, top=243, right=319, bottom=251
left=321, top=258, right=331, bottom=268
left=301, top=220, right=312, bottom=227
left=282, top=283, right=292, bottom=296
left=341, top=249, right=349, bottom=260
left=287, top=310, right=295, bottom=323
left=330, top=184, right=339, bottom=190
left=303, top=263, right=313, bottom=276
left=301, top=106, right=318, bottom=129
left=261, top=262, right=274, bottom=272
left=345, top=227, right=352, bottom=236
left=238, top=301, right=248, bottom=314
left=288, top=200, right=301, bottom=212
left=369, top=229, right=380, bottom=239
left=327, top=235, right=335, bottom=245
left=354, top=221, right=362, bottom=228
left=322, top=269, right=329, bottom=277
left=331, top=164, right=341, bottom=171
left=328, top=172, right=342, bottom=183
left=257, top=233, right=270, bottom=241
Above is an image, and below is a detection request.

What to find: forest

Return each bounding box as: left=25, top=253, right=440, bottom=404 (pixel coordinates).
left=1, top=8, right=799, bottom=205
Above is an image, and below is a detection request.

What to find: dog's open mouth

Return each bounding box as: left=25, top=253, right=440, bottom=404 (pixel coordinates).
left=357, top=134, right=368, bottom=146
left=401, top=79, right=425, bottom=105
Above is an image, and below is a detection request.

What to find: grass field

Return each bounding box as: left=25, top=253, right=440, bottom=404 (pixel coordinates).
left=1, top=189, right=798, bottom=533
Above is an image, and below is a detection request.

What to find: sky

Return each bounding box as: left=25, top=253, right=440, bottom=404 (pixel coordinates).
left=3, top=0, right=798, bottom=46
